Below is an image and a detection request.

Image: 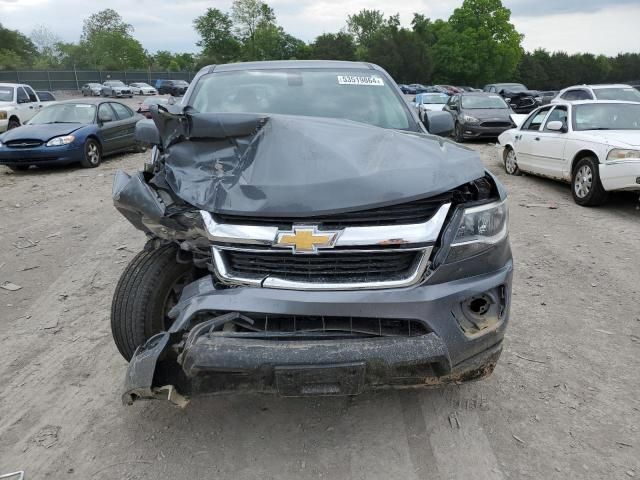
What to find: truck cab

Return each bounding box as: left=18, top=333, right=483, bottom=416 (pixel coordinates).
left=0, top=83, right=50, bottom=132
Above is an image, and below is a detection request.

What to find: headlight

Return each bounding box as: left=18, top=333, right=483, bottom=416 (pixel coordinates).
left=534, top=96, right=542, bottom=102
left=607, top=148, right=640, bottom=161
left=463, top=114, right=480, bottom=124
left=0, top=111, right=7, bottom=120
left=46, top=135, right=75, bottom=147
left=446, top=200, right=509, bottom=262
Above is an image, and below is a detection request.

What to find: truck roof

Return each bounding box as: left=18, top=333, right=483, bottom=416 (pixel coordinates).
left=208, top=60, right=377, bottom=73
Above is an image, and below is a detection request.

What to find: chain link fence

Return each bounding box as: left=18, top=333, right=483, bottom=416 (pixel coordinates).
left=0, top=69, right=196, bottom=91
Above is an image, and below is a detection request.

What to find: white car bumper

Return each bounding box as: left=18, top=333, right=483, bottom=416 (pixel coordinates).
left=600, top=160, right=640, bottom=192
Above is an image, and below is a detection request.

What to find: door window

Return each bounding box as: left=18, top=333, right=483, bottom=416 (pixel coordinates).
left=522, top=107, right=551, bottom=131
left=98, top=103, right=115, bottom=122
left=543, top=106, right=568, bottom=131
left=16, top=87, right=30, bottom=103
left=24, top=86, right=38, bottom=102
left=111, top=102, right=134, bottom=119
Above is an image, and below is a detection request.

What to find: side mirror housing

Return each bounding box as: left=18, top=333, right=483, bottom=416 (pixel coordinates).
left=135, top=119, right=160, bottom=146
left=546, top=120, right=566, bottom=132
left=449, top=104, right=458, bottom=111
left=424, top=111, right=455, bottom=137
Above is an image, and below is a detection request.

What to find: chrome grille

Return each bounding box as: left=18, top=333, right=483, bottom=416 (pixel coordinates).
left=203, top=201, right=452, bottom=291
left=5, top=139, right=43, bottom=148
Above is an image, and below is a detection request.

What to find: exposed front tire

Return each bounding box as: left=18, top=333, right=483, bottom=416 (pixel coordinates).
left=504, top=147, right=521, bottom=176
left=111, top=244, right=196, bottom=361
left=7, top=118, right=20, bottom=130
left=572, top=156, right=608, bottom=206
left=80, top=139, right=101, bottom=168
left=9, top=165, right=29, bottom=171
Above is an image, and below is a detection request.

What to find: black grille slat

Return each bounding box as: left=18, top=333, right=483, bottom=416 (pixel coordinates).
left=212, top=312, right=430, bottom=338
left=216, top=195, right=451, bottom=228
left=480, top=121, right=511, bottom=128
left=225, top=250, right=418, bottom=280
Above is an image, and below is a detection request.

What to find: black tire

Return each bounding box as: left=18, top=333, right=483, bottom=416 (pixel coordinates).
left=111, top=244, right=196, bottom=361
left=454, top=123, right=465, bottom=143
left=7, top=118, right=20, bottom=130
left=572, top=157, right=608, bottom=206
left=9, top=165, right=29, bottom=171
left=503, top=147, right=521, bottom=176
left=80, top=139, right=101, bottom=168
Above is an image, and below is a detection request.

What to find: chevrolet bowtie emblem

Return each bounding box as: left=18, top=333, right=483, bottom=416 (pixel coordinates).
left=274, top=226, right=339, bottom=254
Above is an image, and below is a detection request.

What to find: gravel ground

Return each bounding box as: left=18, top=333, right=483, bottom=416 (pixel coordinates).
left=0, top=113, right=638, bottom=479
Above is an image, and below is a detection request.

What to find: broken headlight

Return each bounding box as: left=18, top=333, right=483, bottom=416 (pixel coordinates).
left=446, top=200, right=508, bottom=262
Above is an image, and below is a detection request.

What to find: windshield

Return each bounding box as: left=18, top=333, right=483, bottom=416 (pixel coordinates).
left=462, top=95, right=508, bottom=109
left=420, top=94, right=449, bottom=104
left=29, top=104, right=96, bottom=124
left=190, top=69, right=413, bottom=130
left=107, top=81, right=125, bottom=87
left=175, top=81, right=189, bottom=86
left=594, top=87, right=640, bottom=102
left=573, top=103, right=640, bottom=131
left=0, top=87, right=13, bottom=102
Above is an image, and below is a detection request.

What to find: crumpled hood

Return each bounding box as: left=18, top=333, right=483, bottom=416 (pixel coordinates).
left=148, top=108, right=485, bottom=217
left=0, top=123, right=85, bottom=142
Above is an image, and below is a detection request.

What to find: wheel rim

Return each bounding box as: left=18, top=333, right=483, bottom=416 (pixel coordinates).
left=574, top=165, right=593, bottom=198
left=505, top=150, right=517, bottom=174
left=161, top=271, right=194, bottom=329
left=86, top=142, right=100, bottom=165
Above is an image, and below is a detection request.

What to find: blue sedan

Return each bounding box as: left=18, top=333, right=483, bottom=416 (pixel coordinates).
left=0, top=99, right=144, bottom=171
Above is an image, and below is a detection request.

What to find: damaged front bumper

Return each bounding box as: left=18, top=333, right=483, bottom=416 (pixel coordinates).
left=123, top=258, right=512, bottom=405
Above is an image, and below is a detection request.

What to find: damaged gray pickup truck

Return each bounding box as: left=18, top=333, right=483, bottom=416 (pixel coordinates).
left=111, top=60, right=512, bottom=406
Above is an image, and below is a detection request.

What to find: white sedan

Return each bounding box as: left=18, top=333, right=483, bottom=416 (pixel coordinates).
left=128, top=82, right=157, bottom=95
left=413, top=93, right=449, bottom=123
left=498, top=101, right=640, bottom=206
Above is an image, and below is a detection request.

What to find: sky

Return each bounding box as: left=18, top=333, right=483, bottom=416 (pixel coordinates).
left=1, top=0, right=639, bottom=56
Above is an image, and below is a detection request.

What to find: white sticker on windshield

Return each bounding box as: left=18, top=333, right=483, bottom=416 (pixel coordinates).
left=337, top=75, right=384, bottom=86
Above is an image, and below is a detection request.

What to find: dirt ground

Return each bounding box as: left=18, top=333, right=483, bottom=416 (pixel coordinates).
left=0, top=116, right=639, bottom=478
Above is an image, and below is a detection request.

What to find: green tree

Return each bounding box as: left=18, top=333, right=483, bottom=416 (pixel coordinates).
left=346, top=9, right=385, bottom=47
left=362, top=19, right=432, bottom=83
left=231, top=0, right=276, bottom=59
left=81, top=8, right=132, bottom=40
left=75, top=9, right=146, bottom=69
left=431, top=0, right=523, bottom=86
left=310, top=32, right=356, bottom=61
left=0, top=23, right=38, bottom=68
left=194, top=8, right=241, bottom=63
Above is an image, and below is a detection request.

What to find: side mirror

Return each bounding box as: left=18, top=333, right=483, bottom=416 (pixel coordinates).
left=424, top=111, right=455, bottom=137
left=546, top=120, right=566, bottom=132
left=449, top=104, right=458, bottom=111
left=135, top=119, right=160, bottom=146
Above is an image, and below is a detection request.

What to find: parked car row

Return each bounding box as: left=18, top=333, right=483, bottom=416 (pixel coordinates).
left=80, top=79, right=191, bottom=98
